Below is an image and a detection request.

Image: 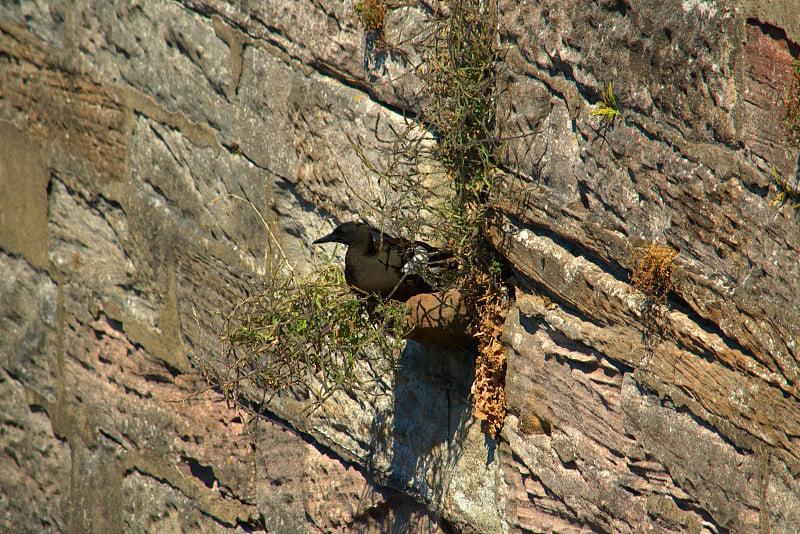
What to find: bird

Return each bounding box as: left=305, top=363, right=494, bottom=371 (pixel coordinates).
left=312, top=221, right=453, bottom=302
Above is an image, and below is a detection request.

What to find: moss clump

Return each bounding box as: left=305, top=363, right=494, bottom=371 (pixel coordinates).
left=353, top=0, right=387, bottom=35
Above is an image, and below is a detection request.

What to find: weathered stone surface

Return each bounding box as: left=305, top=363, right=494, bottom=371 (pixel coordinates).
left=2, top=0, right=800, bottom=532
left=0, top=123, right=51, bottom=270
left=502, top=296, right=800, bottom=533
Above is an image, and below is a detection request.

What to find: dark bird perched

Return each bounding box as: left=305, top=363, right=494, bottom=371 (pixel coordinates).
left=313, top=221, right=453, bottom=302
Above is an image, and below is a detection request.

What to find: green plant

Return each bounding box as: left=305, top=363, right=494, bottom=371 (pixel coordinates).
left=349, top=0, right=505, bottom=266
left=588, top=81, right=620, bottom=125
left=197, top=196, right=408, bottom=418
left=422, top=0, right=503, bottom=209
left=213, top=258, right=408, bottom=415
left=771, top=165, right=800, bottom=212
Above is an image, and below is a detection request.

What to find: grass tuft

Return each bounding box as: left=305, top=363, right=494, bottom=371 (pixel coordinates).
left=588, top=81, right=620, bottom=126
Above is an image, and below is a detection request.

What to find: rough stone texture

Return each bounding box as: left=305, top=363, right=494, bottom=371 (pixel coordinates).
left=1, top=0, right=799, bottom=533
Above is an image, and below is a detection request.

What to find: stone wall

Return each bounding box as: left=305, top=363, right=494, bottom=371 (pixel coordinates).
left=1, top=0, right=798, bottom=532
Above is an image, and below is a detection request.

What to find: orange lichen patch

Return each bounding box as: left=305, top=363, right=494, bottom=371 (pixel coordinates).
left=630, top=243, right=677, bottom=304
left=463, top=270, right=508, bottom=439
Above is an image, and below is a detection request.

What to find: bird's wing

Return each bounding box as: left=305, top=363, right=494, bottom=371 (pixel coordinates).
left=371, top=229, right=457, bottom=275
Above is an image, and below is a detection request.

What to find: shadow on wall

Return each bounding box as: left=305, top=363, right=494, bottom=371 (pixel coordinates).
left=387, top=340, right=476, bottom=508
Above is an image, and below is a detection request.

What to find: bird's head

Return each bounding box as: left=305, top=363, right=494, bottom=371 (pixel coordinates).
left=313, top=221, right=374, bottom=248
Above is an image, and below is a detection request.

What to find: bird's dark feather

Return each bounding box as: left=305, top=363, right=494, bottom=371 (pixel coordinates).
left=313, top=221, right=454, bottom=301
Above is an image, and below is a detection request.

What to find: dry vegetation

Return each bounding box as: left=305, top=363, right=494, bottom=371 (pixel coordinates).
left=463, top=269, right=508, bottom=438
left=630, top=242, right=677, bottom=304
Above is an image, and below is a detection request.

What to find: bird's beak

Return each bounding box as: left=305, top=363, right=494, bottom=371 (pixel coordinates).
left=312, top=232, right=336, bottom=245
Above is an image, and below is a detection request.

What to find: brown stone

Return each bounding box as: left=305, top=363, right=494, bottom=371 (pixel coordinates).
left=403, top=290, right=474, bottom=346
